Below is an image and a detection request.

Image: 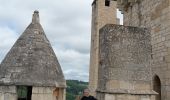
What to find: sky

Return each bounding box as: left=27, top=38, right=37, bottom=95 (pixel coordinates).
left=0, top=0, right=123, bottom=82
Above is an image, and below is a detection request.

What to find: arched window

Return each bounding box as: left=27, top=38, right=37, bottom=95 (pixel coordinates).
left=17, top=86, right=32, bottom=100
left=153, top=75, right=161, bottom=100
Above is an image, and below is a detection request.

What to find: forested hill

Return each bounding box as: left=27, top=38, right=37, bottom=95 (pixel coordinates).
left=66, top=80, right=88, bottom=100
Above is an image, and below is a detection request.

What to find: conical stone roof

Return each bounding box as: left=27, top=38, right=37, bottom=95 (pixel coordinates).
left=0, top=11, right=66, bottom=87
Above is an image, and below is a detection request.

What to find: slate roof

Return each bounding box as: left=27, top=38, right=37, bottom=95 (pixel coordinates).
left=0, top=11, right=66, bottom=87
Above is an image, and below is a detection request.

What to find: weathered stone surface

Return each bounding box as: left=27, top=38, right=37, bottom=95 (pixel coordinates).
left=91, top=0, right=170, bottom=99
left=89, top=0, right=117, bottom=96
left=114, top=0, right=141, bottom=14
left=96, top=24, right=156, bottom=100
left=0, top=86, right=65, bottom=100
left=122, top=0, right=170, bottom=99
left=98, top=93, right=156, bottom=100
left=0, top=11, right=66, bottom=87
left=32, top=87, right=65, bottom=100
left=0, top=86, right=17, bottom=100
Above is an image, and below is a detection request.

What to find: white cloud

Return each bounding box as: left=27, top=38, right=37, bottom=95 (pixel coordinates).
left=0, top=26, right=18, bottom=61
left=54, top=49, right=90, bottom=81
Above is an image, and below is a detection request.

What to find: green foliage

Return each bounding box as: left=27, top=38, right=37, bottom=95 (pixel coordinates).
left=17, top=86, right=28, bottom=98
left=66, top=92, right=76, bottom=100
left=66, top=80, right=88, bottom=100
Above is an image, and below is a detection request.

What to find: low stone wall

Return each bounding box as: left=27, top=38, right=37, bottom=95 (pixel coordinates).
left=32, top=87, right=65, bottom=100
left=104, top=94, right=155, bottom=100
left=0, top=86, right=65, bottom=100
left=0, top=86, right=17, bottom=100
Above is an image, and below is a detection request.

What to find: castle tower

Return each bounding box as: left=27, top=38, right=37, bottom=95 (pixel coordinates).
left=0, top=11, right=66, bottom=100
left=89, top=0, right=117, bottom=95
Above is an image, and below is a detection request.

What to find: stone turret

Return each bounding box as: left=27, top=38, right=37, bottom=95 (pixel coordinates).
left=0, top=11, right=66, bottom=100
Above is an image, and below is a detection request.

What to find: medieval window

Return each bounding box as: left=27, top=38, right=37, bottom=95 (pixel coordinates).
left=153, top=75, right=161, bottom=100
left=17, top=86, right=32, bottom=100
left=105, top=0, right=110, bottom=6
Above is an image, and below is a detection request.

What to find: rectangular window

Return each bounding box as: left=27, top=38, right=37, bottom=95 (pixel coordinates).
left=105, top=0, right=110, bottom=6
left=17, top=86, right=32, bottom=100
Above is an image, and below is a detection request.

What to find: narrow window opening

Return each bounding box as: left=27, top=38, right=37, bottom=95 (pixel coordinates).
left=153, top=75, right=161, bottom=100
left=151, top=54, right=153, bottom=59
left=105, top=0, right=110, bottom=6
left=17, top=86, right=32, bottom=100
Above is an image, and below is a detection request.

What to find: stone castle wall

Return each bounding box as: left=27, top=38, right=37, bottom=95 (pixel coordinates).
left=97, top=24, right=156, bottom=100
left=123, top=0, right=170, bottom=99
left=89, top=0, right=117, bottom=95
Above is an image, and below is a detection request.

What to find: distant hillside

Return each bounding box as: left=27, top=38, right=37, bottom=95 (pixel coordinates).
left=66, top=80, right=88, bottom=100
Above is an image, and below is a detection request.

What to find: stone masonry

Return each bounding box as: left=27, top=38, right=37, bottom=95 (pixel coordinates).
left=89, top=0, right=117, bottom=96
left=96, top=24, right=156, bottom=100
left=90, top=0, right=170, bottom=100
left=0, top=11, right=66, bottom=100
left=115, top=0, right=170, bottom=99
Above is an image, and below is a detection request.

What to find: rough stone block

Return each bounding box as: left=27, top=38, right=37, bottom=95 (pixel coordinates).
left=98, top=24, right=152, bottom=91
left=105, top=94, right=115, bottom=100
